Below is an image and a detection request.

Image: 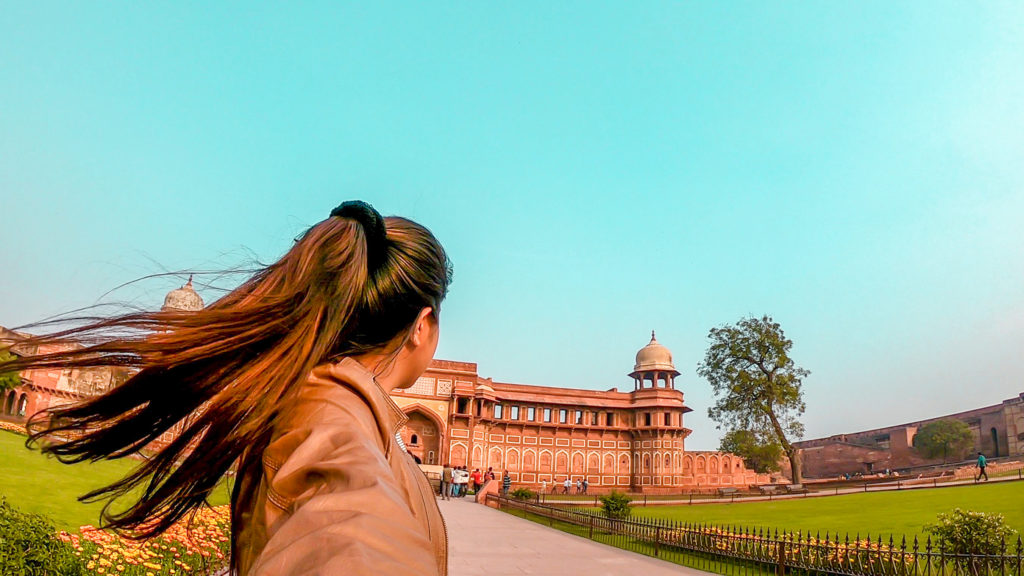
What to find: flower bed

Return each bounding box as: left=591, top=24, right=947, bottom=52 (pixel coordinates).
left=0, top=420, right=27, bottom=435
left=60, top=506, right=231, bottom=575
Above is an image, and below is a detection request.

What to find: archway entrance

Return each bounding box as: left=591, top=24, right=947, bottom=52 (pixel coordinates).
left=3, top=390, right=15, bottom=415
left=400, top=410, right=441, bottom=465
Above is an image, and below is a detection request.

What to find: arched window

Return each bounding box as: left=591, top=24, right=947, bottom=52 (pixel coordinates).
left=556, top=452, right=568, bottom=472
left=411, top=434, right=419, bottom=445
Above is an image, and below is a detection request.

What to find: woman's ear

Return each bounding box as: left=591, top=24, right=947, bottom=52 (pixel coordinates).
left=409, top=307, right=436, bottom=348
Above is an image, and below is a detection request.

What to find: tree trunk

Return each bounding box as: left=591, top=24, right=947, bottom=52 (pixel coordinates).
left=786, top=447, right=802, bottom=485
left=766, top=408, right=802, bottom=484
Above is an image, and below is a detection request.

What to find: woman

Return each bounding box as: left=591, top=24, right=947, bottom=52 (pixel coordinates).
left=2, top=201, right=452, bottom=575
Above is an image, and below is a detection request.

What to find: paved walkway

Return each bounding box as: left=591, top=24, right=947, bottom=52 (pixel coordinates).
left=437, top=497, right=707, bottom=576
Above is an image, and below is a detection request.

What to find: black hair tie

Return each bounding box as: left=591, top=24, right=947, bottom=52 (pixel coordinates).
left=330, top=200, right=387, bottom=269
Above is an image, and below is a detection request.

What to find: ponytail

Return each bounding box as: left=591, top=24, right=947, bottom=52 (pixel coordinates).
left=3, top=203, right=451, bottom=538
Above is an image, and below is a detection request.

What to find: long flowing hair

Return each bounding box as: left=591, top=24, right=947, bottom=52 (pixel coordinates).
left=0, top=210, right=451, bottom=538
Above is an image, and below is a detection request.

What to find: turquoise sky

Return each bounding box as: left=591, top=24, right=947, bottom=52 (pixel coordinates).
left=2, top=3, right=1023, bottom=450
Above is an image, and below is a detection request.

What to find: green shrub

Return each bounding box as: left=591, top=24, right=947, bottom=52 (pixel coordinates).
left=510, top=487, right=535, bottom=500
left=0, top=497, right=84, bottom=576
left=599, top=490, right=632, bottom=520
left=926, top=508, right=1019, bottom=555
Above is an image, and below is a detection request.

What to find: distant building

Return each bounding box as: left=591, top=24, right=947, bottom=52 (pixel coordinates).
left=0, top=277, right=203, bottom=434
left=393, top=332, right=769, bottom=492
left=2, top=282, right=768, bottom=492
left=795, top=394, right=1024, bottom=478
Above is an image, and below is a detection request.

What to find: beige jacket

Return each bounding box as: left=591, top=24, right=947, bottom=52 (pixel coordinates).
left=232, top=358, right=448, bottom=575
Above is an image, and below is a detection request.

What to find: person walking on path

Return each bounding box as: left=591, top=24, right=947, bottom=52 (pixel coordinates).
left=3, top=200, right=453, bottom=576
left=562, top=477, right=571, bottom=494
left=976, top=452, right=989, bottom=482
left=501, top=470, right=511, bottom=496
left=442, top=463, right=454, bottom=500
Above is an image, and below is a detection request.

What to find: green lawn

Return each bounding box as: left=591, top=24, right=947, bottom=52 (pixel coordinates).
left=0, top=429, right=231, bottom=531
left=626, top=481, right=1024, bottom=542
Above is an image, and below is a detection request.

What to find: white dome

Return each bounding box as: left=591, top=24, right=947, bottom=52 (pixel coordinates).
left=633, top=331, right=677, bottom=373
left=163, top=276, right=204, bottom=312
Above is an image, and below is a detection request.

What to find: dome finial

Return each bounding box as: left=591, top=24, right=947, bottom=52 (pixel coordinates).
left=651, top=330, right=656, bottom=342
left=185, top=274, right=193, bottom=288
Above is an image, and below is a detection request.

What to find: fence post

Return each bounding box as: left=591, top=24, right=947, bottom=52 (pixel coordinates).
left=589, top=513, right=594, bottom=539
left=776, top=533, right=786, bottom=576
left=654, top=525, right=661, bottom=557
left=644, top=494, right=648, bottom=507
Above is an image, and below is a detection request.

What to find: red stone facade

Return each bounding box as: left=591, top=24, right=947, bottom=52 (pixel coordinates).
left=392, top=356, right=767, bottom=492
left=795, top=394, right=1024, bottom=478
left=390, top=333, right=772, bottom=492
left=3, top=325, right=766, bottom=492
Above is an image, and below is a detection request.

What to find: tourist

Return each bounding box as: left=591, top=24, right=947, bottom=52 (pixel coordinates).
left=540, top=479, right=546, bottom=495
left=976, top=452, right=989, bottom=482
left=471, top=468, right=482, bottom=493
left=486, top=466, right=496, bottom=481
left=454, top=466, right=469, bottom=497
left=441, top=463, right=454, bottom=500
left=563, top=477, right=571, bottom=494
left=3, top=200, right=452, bottom=576
left=576, top=478, right=582, bottom=494
left=582, top=477, right=588, bottom=494
left=502, top=470, right=512, bottom=496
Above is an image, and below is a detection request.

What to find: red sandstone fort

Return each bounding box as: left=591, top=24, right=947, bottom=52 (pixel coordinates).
left=3, top=280, right=1023, bottom=489
left=1, top=279, right=770, bottom=492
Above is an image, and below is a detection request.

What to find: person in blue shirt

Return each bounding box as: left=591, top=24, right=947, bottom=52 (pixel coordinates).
left=976, top=452, right=988, bottom=482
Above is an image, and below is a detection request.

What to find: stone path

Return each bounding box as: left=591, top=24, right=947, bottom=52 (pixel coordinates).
left=437, top=497, right=708, bottom=576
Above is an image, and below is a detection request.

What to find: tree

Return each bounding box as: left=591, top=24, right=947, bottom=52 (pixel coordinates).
left=719, top=429, right=783, bottom=474
left=599, top=490, right=632, bottom=520
left=698, top=315, right=808, bottom=484
left=0, top=350, right=20, bottom=393
left=913, top=419, right=974, bottom=463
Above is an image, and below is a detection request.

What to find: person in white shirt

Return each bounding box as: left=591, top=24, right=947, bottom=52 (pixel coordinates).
left=453, top=466, right=470, bottom=497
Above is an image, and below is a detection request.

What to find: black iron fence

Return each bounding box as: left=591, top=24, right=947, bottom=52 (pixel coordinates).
left=488, top=494, right=1024, bottom=576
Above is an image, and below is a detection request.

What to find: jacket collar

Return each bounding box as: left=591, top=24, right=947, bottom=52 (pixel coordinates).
left=315, top=358, right=409, bottom=456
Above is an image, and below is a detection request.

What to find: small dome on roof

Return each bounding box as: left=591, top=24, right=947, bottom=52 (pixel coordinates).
left=633, top=331, right=677, bottom=373
left=163, top=276, right=204, bottom=312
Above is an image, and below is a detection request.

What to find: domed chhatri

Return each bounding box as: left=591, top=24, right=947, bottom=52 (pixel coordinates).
left=629, top=331, right=681, bottom=390
left=162, top=275, right=204, bottom=312
left=634, top=330, right=676, bottom=372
